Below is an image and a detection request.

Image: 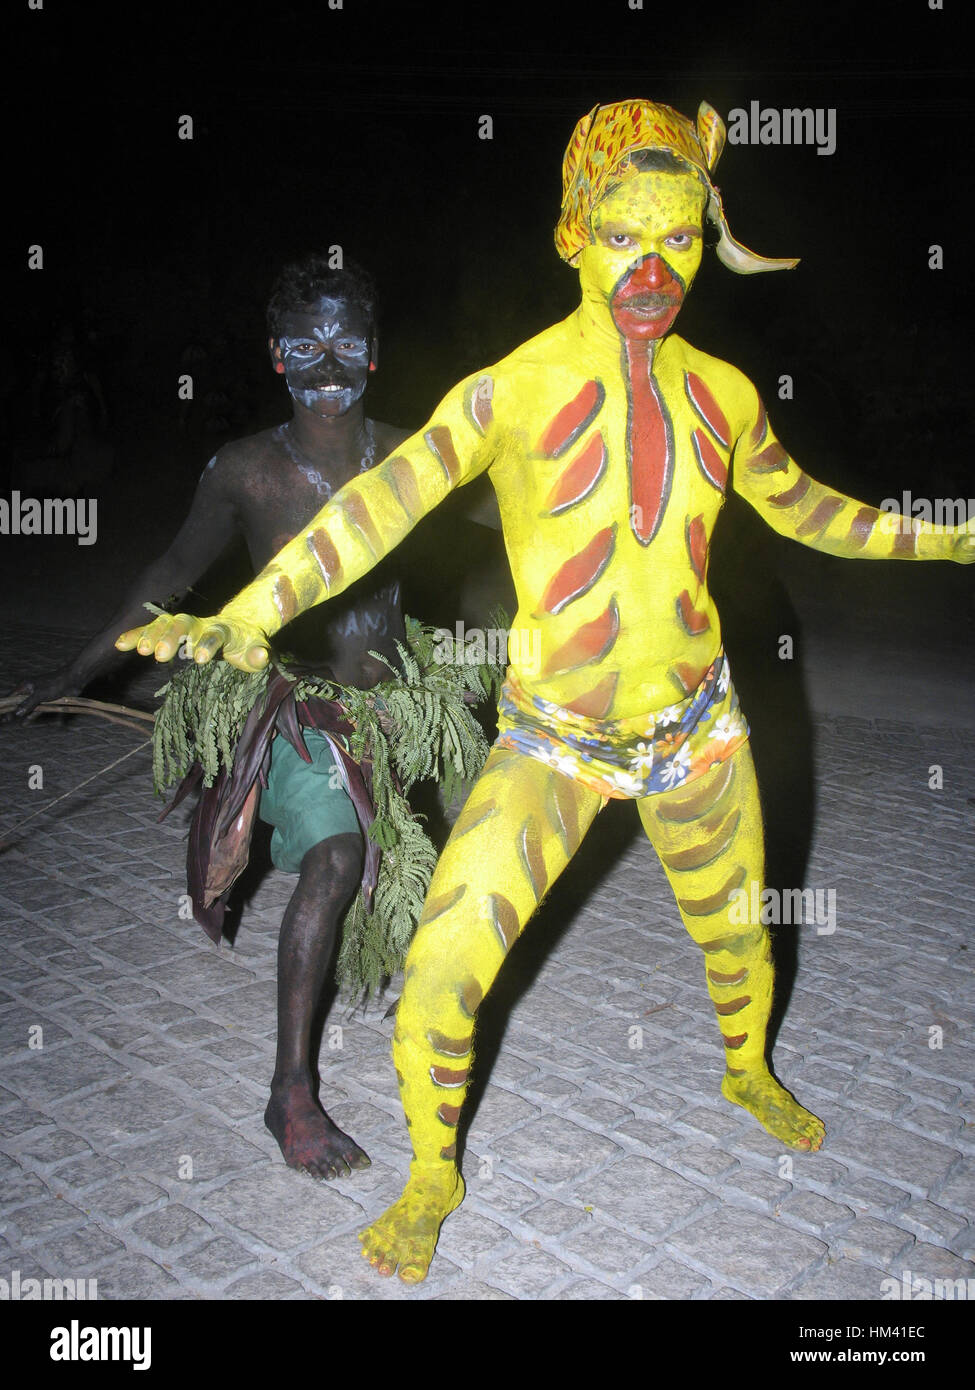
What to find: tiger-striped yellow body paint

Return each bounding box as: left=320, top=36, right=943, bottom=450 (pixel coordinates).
left=120, top=100, right=973, bottom=1284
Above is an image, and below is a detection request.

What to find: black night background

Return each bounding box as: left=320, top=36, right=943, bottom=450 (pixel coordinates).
left=1, top=0, right=973, bottom=1344
left=8, top=0, right=972, bottom=500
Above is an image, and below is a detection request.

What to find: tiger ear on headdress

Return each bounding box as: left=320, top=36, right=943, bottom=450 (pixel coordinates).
left=696, top=102, right=726, bottom=173
left=697, top=100, right=799, bottom=275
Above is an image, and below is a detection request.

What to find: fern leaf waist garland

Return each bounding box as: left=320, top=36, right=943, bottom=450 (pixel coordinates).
left=153, top=618, right=503, bottom=996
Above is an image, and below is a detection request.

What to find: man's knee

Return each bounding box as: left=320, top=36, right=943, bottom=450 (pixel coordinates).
left=298, top=832, right=363, bottom=891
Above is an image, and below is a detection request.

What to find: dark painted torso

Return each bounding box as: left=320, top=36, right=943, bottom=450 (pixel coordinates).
left=219, top=420, right=409, bottom=687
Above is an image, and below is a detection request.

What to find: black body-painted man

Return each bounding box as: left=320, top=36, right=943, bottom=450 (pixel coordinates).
left=10, top=255, right=412, bottom=1179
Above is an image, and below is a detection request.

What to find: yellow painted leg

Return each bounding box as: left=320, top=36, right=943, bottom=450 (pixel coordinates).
left=359, top=745, right=603, bottom=1282
left=638, top=743, right=825, bottom=1151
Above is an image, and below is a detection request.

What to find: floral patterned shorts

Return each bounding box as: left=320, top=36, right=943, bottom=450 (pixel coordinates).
left=496, top=650, right=749, bottom=801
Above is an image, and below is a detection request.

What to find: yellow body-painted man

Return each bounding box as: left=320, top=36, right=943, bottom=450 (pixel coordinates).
left=120, top=101, right=974, bottom=1283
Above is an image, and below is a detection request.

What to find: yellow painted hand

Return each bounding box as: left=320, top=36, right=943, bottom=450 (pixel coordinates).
left=914, top=523, right=975, bottom=565
left=951, top=530, right=975, bottom=564
left=115, top=612, right=270, bottom=670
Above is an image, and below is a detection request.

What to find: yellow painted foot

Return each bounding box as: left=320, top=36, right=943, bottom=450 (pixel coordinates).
left=358, top=1165, right=465, bottom=1284
left=721, top=1069, right=825, bottom=1151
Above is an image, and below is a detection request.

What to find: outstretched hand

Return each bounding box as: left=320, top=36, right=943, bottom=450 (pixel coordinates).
left=115, top=613, right=271, bottom=671
left=2, top=666, right=82, bottom=720
left=953, top=530, right=975, bottom=564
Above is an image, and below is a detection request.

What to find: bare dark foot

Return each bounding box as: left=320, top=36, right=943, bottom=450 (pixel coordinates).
left=722, top=1068, right=826, bottom=1151
left=359, top=1164, right=464, bottom=1283
left=265, top=1084, right=370, bottom=1180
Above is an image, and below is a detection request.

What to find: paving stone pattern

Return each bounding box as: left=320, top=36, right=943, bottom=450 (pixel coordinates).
left=1, top=624, right=972, bottom=1300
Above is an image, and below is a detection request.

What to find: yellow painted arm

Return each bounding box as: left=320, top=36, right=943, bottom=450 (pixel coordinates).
left=732, top=388, right=974, bottom=564
left=117, top=374, right=499, bottom=668
left=219, top=378, right=496, bottom=640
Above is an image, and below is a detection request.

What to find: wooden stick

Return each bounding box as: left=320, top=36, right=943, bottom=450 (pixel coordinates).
left=48, top=696, right=156, bottom=723
left=0, top=738, right=154, bottom=850
left=0, top=694, right=156, bottom=734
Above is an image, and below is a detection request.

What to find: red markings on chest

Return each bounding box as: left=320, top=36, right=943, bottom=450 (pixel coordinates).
left=691, top=428, right=728, bottom=492
left=544, top=432, right=607, bottom=516
left=537, top=525, right=617, bottom=616
left=684, top=370, right=731, bottom=495
left=536, top=380, right=605, bottom=457
left=686, top=514, right=708, bottom=583
left=684, top=372, right=731, bottom=449
left=539, top=366, right=733, bottom=545
left=624, top=344, right=673, bottom=545
left=676, top=588, right=711, bottom=636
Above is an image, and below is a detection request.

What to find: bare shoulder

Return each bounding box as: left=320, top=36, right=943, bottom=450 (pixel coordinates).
left=452, top=320, right=569, bottom=416
left=201, top=426, right=283, bottom=488
left=490, top=319, right=568, bottom=381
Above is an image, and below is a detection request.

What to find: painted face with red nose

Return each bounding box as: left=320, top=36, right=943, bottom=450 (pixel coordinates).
left=577, top=169, right=706, bottom=341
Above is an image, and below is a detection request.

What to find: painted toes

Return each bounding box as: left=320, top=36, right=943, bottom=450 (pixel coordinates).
left=806, top=1125, right=826, bottom=1152
left=297, top=1157, right=327, bottom=1181
left=359, top=1222, right=430, bottom=1282
left=363, top=1243, right=397, bottom=1278
left=359, top=1225, right=390, bottom=1265
left=796, top=1109, right=826, bottom=1140
left=393, top=1237, right=432, bottom=1284
left=783, top=1107, right=825, bottom=1150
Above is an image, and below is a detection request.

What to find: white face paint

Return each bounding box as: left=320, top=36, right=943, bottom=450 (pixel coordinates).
left=274, top=295, right=373, bottom=417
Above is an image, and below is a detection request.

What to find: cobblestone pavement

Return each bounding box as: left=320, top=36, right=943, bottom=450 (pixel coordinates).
left=1, top=623, right=972, bottom=1302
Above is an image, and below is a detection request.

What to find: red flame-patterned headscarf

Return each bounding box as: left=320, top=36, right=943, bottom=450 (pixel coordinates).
left=555, top=99, right=798, bottom=275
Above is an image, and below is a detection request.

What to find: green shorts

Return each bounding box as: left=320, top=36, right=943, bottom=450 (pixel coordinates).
left=258, top=731, right=361, bottom=873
